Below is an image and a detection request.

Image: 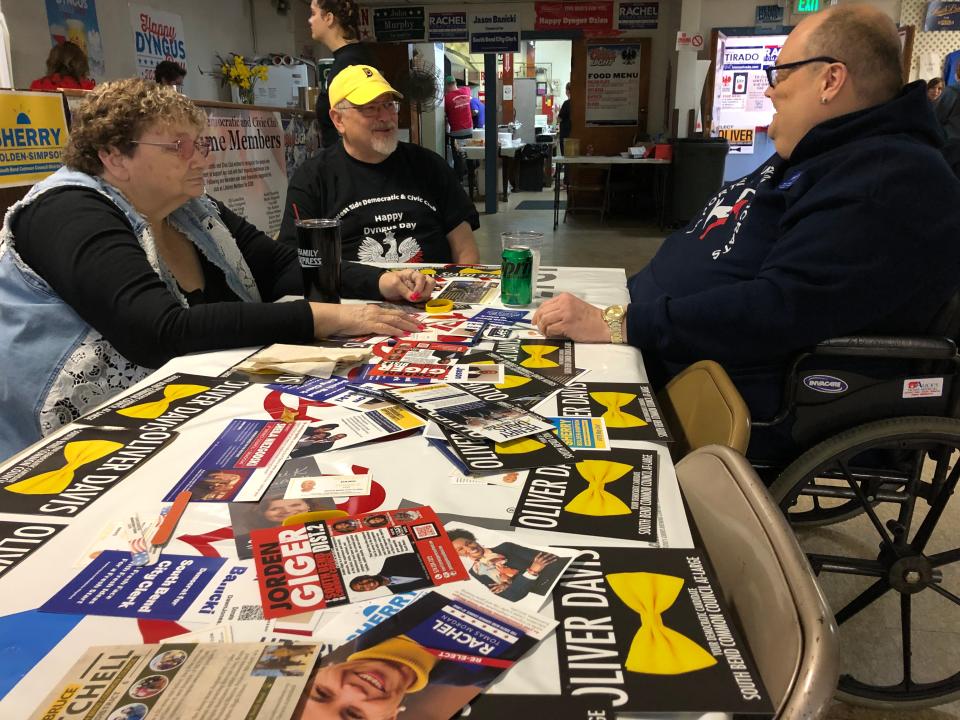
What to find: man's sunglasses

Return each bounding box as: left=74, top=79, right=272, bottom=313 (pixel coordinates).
left=338, top=100, right=401, bottom=118
left=765, top=56, right=844, bottom=87
left=131, top=138, right=212, bottom=160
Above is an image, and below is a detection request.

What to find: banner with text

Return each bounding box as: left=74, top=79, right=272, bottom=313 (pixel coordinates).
left=130, top=4, right=187, bottom=82
left=0, top=91, right=69, bottom=188
left=617, top=1, right=659, bottom=30
left=429, top=10, right=468, bottom=41
left=535, top=2, right=613, bottom=32
left=203, top=108, right=287, bottom=236
left=374, top=6, right=426, bottom=42
left=469, top=7, right=520, bottom=54
left=44, top=0, right=105, bottom=80
left=585, top=44, right=643, bottom=126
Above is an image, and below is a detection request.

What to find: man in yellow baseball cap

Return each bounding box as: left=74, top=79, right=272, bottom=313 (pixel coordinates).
left=278, top=64, right=480, bottom=266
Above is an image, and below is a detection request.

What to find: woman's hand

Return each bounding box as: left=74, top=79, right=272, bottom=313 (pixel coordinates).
left=310, top=303, right=421, bottom=338
left=532, top=292, right=611, bottom=342
left=378, top=269, right=436, bottom=302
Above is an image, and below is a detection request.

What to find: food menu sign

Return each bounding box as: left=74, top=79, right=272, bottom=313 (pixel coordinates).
left=710, top=34, right=786, bottom=154
left=585, top=44, right=643, bottom=126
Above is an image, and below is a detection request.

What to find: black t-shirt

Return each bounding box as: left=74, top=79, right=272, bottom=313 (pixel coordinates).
left=279, top=142, right=480, bottom=263
left=11, top=187, right=386, bottom=369
left=316, top=43, right=375, bottom=148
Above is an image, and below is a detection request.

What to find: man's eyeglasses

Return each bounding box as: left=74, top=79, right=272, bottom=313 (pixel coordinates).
left=131, top=137, right=212, bottom=160
left=765, top=56, right=844, bottom=87
left=338, top=100, right=401, bottom=118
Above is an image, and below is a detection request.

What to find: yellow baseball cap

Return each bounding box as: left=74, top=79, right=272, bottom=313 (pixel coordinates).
left=329, top=65, right=403, bottom=107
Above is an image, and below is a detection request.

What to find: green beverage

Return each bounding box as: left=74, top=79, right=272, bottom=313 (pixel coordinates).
left=501, top=247, right=533, bottom=306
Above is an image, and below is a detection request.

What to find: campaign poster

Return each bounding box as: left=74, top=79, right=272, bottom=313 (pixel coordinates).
left=436, top=278, right=501, bottom=304
left=267, top=376, right=391, bottom=411
left=202, top=107, right=287, bottom=236
left=28, top=642, right=318, bottom=720
left=585, top=44, right=643, bottom=126
left=0, top=426, right=174, bottom=517
left=75, top=374, right=249, bottom=431
left=250, top=507, right=467, bottom=618
left=925, top=1, right=960, bottom=31
left=711, top=35, right=786, bottom=154
left=440, top=425, right=577, bottom=476
left=44, top=0, right=105, bottom=79
left=373, top=6, right=426, bottom=42
left=0, top=520, right=64, bottom=579
left=535, top=2, right=613, bottom=33
left=164, top=419, right=308, bottom=503
left=429, top=10, right=468, bottom=41
left=129, top=4, right=186, bottom=81
left=469, top=7, right=520, bottom=54
left=549, top=417, right=611, bottom=450
left=512, top=448, right=659, bottom=542
left=550, top=380, right=672, bottom=442
left=288, top=405, right=425, bottom=458
left=493, top=338, right=578, bottom=382
left=551, top=548, right=773, bottom=715
left=306, top=588, right=554, bottom=720
left=463, top=350, right=564, bottom=409
left=618, top=1, right=659, bottom=30
left=40, top=550, right=225, bottom=620
left=0, top=91, right=69, bottom=188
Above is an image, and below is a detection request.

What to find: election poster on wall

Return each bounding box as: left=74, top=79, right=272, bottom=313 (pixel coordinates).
left=710, top=34, right=786, bottom=154
left=924, top=1, right=960, bottom=31
left=429, top=10, right=468, bottom=41
left=0, top=91, right=69, bottom=188
left=469, top=6, right=521, bottom=54
left=373, top=6, right=426, bottom=42
left=202, top=108, right=287, bottom=236
left=535, top=2, right=613, bottom=33
left=44, top=0, right=105, bottom=80
left=129, top=4, right=188, bottom=82
left=585, top=44, right=643, bottom=126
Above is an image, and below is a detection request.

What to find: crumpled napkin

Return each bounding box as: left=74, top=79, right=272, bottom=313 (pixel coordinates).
left=235, top=344, right=372, bottom=378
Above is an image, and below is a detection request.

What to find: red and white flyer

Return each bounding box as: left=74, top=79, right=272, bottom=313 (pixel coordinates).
left=250, top=506, right=468, bottom=619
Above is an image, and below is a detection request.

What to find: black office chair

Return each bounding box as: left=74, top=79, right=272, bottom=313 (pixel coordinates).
left=746, top=289, right=960, bottom=709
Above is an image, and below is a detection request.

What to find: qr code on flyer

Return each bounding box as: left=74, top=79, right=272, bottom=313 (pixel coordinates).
left=412, top=523, right=439, bottom=540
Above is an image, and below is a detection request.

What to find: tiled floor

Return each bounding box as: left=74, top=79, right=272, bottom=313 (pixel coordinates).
left=475, top=191, right=960, bottom=720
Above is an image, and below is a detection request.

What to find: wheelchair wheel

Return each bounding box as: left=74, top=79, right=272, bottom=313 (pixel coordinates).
left=773, top=416, right=960, bottom=708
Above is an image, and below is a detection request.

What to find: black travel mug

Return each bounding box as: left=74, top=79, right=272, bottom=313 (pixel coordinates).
left=296, top=218, right=342, bottom=303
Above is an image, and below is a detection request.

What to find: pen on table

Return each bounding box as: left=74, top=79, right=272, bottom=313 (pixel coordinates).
left=151, top=491, right=191, bottom=547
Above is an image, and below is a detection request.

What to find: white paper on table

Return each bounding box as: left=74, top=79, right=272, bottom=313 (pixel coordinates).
left=447, top=363, right=505, bottom=384
left=283, top=473, right=373, bottom=499
left=233, top=420, right=310, bottom=502
left=160, top=624, right=234, bottom=644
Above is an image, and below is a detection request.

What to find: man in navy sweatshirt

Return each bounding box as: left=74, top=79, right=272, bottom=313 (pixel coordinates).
left=532, top=4, right=960, bottom=460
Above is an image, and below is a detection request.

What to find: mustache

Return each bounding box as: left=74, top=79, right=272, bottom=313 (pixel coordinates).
left=372, top=122, right=397, bottom=131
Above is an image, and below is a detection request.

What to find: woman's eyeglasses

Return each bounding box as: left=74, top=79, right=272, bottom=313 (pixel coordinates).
left=131, top=138, right=212, bottom=160
left=764, top=56, right=844, bottom=87
left=338, top=100, right=401, bottom=118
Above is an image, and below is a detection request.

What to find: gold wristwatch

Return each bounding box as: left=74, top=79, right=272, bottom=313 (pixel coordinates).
left=603, top=305, right=626, bottom=344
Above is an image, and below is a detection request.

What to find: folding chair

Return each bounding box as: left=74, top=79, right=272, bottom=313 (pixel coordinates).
left=676, top=445, right=840, bottom=720
left=657, top=359, right=751, bottom=458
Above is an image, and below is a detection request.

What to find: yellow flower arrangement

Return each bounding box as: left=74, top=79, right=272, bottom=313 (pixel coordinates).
left=215, top=53, right=269, bottom=101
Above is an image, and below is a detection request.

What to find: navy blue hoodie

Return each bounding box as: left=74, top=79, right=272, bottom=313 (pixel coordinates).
left=627, top=81, right=960, bottom=425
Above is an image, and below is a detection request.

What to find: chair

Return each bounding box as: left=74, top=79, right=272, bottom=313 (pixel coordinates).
left=676, top=445, right=840, bottom=720
left=657, top=359, right=751, bottom=458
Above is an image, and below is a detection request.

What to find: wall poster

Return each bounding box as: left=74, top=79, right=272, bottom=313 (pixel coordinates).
left=585, top=44, right=643, bottom=126
left=44, top=0, right=105, bottom=80
left=129, top=4, right=187, bottom=82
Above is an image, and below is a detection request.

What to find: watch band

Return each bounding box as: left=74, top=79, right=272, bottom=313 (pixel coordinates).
left=605, top=305, right=625, bottom=344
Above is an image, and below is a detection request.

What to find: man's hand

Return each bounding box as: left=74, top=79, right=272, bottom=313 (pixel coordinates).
left=378, top=269, right=436, bottom=302
left=310, top=303, right=421, bottom=338
left=489, top=581, right=512, bottom=594
left=532, top=292, right=612, bottom=342
left=527, top=552, right=559, bottom=575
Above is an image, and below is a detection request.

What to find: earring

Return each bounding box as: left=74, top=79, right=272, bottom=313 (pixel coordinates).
left=820, top=97, right=828, bottom=104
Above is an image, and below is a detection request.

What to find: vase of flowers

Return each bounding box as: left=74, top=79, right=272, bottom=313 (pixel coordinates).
left=215, top=53, right=269, bottom=105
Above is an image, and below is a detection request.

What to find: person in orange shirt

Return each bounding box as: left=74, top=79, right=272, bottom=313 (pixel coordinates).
left=30, top=42, right=95, bottom=91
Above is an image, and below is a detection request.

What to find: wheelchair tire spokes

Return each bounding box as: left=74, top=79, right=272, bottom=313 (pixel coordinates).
left=901, top=593, right=912, bottom=689
left=928, top=582, right=960, bottom=608
left=837, top=457, right=898, bottom=555
left=808, top=553, right=885, bottom=578
left=909, top=456, right=960, bottom=554
left=834, top=577, right=891, bottom=625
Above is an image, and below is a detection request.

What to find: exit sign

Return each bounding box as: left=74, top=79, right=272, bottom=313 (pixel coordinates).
left=796, top=0, right=820, bottom=11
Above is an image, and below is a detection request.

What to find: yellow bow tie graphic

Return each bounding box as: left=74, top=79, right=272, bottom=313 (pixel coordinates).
left=607, top=572, right=718, bottom=675
left=460, top=267, right=500, bottom=276
left=564, top=460, right=632, bottom=516
left=590, top=392, right=647, bottom=429
left=471, top=360, right=530, bottom=390
left=495, top=438, right=545, bottom=454
left=520, top=344, right=559, bottom=369
left=117, top=383, right=209, bottom=419
left=5, top=440, right=124, bottom=495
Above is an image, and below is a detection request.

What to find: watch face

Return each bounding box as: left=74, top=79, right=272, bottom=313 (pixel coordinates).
left=605, top=306, right=624, bottom=321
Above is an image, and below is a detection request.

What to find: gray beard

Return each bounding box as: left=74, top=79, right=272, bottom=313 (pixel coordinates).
left=370, top=131, right=399, bottom=157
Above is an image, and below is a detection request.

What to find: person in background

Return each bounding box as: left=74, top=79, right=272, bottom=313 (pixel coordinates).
left=0, top=78, right=431, bottom=461
left=443, top=75, right=473, bottom=168
left=934, top=66, right=960, bottom=141
left=532, top=4, right=960, bottom=464
left=558, top=81, right=572, bottom=153
left=154, top=60, right=187, bottom=89
left=470, top=86, right=485, bottom=129
left=928, top=77, right=945, bottom=104
left=279, top=66, right=480, bottom=265
left=30, top=41, right=94, bottom=91
left=308, top=0, right=374, bottom=148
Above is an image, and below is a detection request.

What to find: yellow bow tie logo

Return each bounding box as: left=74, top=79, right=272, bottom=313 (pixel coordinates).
left=520, top=344, right=559, bottom=368
left=117, top=383, right=209, bottom=419
left=607, top=572, right=718, bottom=675
left=564, top=459, right=632, bottom=516
left=472, top=360, right=530, bottom=390
left=495, top=438, right=545, bottom=454
left=590, top=392, right=647, bottom=429
left=5, top=440, right=124, bottom=495
left=460, top=267, right=500, bottom=276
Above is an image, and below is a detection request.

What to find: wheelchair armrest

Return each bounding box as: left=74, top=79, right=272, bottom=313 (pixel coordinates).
left=812, top=335, right=958, bottom=360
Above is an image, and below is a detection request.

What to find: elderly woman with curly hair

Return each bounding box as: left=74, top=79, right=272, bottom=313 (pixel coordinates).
left=0, top=78, right=432, bottom=460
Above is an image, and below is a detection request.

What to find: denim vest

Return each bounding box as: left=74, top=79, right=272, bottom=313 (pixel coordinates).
left=0, top=167, right=261, bottom=460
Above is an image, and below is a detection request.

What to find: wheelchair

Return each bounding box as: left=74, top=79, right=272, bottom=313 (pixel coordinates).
left=747, top=291, right=960, bottom=709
